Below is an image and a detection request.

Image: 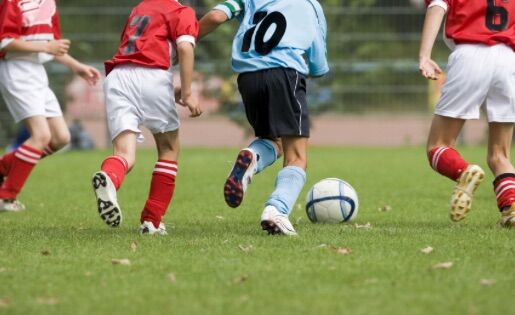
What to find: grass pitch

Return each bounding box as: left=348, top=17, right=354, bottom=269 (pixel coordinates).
left=0, top=147, right=513, bottom=315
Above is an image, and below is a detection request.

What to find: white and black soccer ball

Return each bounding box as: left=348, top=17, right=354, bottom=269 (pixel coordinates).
left=305, top=178, right=359, bottom=223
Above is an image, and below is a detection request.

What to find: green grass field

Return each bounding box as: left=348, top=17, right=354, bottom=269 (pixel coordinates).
left=0, top=147, right=513, bottom=315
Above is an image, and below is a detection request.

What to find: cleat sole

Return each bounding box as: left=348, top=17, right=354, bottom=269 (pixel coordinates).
left=224, top=150, right=254, bottom=208
left=92, top=172, right=122, bottom=227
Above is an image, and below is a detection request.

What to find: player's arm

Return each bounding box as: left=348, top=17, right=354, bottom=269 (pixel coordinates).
left=198, top=0, right=244, bottom=39
left=198, top=10, right=228, bottom=39
left=419, top=3, right=447, bottom=80
left=1, top=39, right=70, bottom=55
left=54, top=54, right=101, bottom=86
left=306, top=5, right=329, bottom=78
left=176, top=42, right=202, bottom=117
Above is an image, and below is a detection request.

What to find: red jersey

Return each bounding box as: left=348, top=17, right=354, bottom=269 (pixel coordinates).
left=105, top=0, right=198, bottom=75
left=0, top=0, right=61, bottom=59
left=426, top=0, right=515, bottom=49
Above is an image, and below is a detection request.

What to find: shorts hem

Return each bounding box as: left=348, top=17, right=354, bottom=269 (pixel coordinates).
left=110, top=128, right=142, bottom=141
left=150, top=124, right=180, bottom=135
left=434, top=110, right=479, bottom=120
left=13, top=112, right=62, bottom=123
left=487, top=116, right=515, bottom=123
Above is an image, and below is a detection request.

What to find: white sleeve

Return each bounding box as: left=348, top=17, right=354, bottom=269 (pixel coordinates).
left=427, top=0, right=448, bottom=12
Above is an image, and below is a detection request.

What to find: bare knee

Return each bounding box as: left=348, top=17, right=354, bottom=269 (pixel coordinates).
left=51, top=130, right=71, bottom=149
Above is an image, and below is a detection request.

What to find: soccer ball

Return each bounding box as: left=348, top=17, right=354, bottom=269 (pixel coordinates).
left=305, top=178, right=359, bottom=223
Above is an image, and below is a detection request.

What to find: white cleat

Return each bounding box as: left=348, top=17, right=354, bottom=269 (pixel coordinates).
left=224, top=148, right=258, bottom=208
left=450, top=164, right=485, bottom=222
left=499, top=204, right=515, bottom=229
left=92, top=171, right=122, bottom=227
left=0, top=199, right=25, bottom=212
left=260, top=205, right=297, bottom=236
left=139, top=221, right=168, bottom=235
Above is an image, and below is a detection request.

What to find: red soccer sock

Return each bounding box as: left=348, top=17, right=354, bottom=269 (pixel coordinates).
left=100, top=156, right=128, bottom=190
left=41, top=144, right=57, bottom=158
left=493, top=173, right=515, bottom=211
left=0, top=151, right=15, bottom=177
left=0, top=145, right=42, bottom=200
left=140, top=160, right=178, bottom=228
left=428, top=146, right=469, bottom=181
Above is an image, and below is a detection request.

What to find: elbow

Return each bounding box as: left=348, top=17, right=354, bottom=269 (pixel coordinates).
left=206, top=10, right=228, bottom=25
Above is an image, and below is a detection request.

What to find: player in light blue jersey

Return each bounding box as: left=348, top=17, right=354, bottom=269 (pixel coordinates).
left=199, top=0, right=329, bottom=236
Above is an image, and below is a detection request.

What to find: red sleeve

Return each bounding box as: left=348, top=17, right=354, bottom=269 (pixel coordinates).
left=0, top=0, right=22, bottom=40
left=168, top=6, right=199, bottom=44
left=52, top=7, right=61, bottom=39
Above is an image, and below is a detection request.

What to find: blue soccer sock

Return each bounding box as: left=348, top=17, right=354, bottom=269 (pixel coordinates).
left=265, top=166, right=306, bottom=215
left=248, top=139, right=278, bottom=174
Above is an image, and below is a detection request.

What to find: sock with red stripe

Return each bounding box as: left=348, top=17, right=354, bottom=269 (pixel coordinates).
left=493, top=173, right=515, bottom=211
left=140, top=160, right=177, bottom=228
left=0, top=145, right=42, bottom=200
left=428, top=146, right=469, bottom=181
left=100, top=156, right=128, bottom=190
left=0, top=144, right=56, bottom=178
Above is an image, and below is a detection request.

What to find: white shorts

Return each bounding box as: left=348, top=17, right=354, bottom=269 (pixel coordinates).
left=435, top=44, right=515, bottom=122
left=0, top=59, right=62, bottom=123
left=104, top=65, right=179, bottom=141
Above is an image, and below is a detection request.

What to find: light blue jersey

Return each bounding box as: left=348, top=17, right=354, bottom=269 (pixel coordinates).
left=213, top=0, right=329, bottom=76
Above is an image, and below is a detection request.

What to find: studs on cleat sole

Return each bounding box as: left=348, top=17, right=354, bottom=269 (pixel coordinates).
left=223, top=150, right=254, bottom=208
left=92, top=173, right=107, bottom=189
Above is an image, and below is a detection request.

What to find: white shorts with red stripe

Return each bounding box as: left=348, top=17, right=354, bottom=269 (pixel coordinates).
left=435, top=44, right=515, bottom=123
left=104, top=64, right=180, bottom=141
left=0, top=59, right=62, bottom=123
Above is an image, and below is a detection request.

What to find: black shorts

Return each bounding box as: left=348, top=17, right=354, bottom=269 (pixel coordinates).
left=237, top=68, right=309, bottom=138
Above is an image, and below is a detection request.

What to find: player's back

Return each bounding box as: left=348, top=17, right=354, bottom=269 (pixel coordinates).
left=105, top=0, right=197, bottom=74
left=231, top=0, right=328, bottom=76
left=439, top=0, right=515, bottom=49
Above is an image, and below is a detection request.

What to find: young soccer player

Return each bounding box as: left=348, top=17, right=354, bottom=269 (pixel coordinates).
left=420, top=0, right=515, bottom=228
left=92, top=0, right=202, bottom=235
left=199, top=0, right=329, bottom=235
left=0, top=0, right=100, bottom=212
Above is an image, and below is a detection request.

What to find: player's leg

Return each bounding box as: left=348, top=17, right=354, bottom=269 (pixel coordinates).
left=0, top=116, right=51, bottom=211
left=92, top=131, right=135, bottom=227
left=224, top=137, right=282, bottom=208
left=261, top=136, right=307, bottom=236
left=44, top=116, right=71, bottom=157
left=427, top=114, right=484, bottom=221
left=488, top=123, right=515, bottom=228
left=139, top=131, right=180, bottom=235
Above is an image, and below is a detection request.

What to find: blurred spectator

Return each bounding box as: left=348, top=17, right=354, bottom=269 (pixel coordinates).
left=69, top=119, right=94, bottom=150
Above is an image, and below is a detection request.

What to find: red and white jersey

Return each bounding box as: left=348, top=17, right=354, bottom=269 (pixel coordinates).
left=105, top=0, right=198, bottom=75
left=426, top=0, right=515, bottom=50
left=0, top=0, right=61, bottom=61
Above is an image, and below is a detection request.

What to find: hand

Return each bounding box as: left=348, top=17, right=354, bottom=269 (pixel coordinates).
left=419, top=57, right=442, bottom=80
left=75, top=64, right=101, bottom=86
left=45, top=39, right=71, bottom=56
left=177, top=94, right=202, bottom=117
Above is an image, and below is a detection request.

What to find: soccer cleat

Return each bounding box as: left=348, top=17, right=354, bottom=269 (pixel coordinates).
left=450, top=164, right=484, bottom=222
left=224, top=149, right=257, bottom=208
left=139, top=221, right=168, bottom=235
left=92, top=171, right=122, bottom=227
left=0, top=199, right=25, bottom=212
left=260, top=205, right=297, bottom=236
left=499, top=204, right=515, bottom=228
